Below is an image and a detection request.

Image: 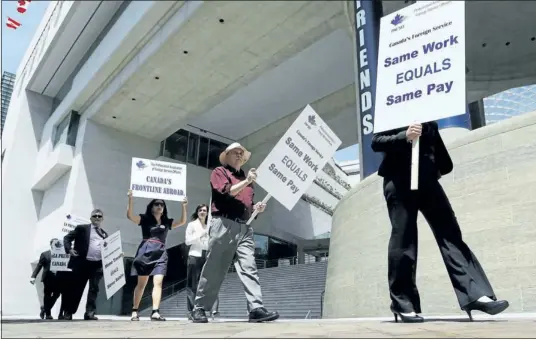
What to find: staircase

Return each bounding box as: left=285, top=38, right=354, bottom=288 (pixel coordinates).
left=141, top=261, right=328, bottom=319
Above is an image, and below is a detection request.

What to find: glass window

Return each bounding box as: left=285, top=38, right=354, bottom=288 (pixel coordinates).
left=165, top=129, right=188, bottom=162
left=66, top=112, right=80, bottom=147
left=187, top=133, right=199, bottom=165
left=254, top=235, right=269, bottom=258
left=159, top=140, right=166, bottom=157
left=52, top=114, right=71, bottom=147
left=197, top=137, right=209, bottom=167
left=208, top=140, right=227, bottom=169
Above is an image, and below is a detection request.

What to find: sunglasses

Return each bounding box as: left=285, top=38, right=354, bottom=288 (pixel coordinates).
left=92, top=214, right=103, bottom=219
left=153, top=202, right=164, bottom=207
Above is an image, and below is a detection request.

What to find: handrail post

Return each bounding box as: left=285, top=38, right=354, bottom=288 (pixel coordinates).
left=320, top=290, right=325, bottom=318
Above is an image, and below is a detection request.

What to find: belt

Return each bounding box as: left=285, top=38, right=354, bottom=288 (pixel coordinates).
left=212, top=214, right=247, bottom=224
left=143, top=238, right=165, bottom=245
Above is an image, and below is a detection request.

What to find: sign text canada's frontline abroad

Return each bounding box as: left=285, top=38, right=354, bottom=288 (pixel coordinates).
left=130, top=158, right=187, bottom=201
left=374, top=1, right=466, bottom=133
left=255, top=105, right=341, bottom=210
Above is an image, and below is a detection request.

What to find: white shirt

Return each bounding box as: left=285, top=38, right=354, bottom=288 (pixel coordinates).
left=86, top=224, right=104, bottom=261
left=185, top=220, right=209, bottom=257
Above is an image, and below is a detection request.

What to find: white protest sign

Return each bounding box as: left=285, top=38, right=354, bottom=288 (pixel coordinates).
left=101, top=231, right=126, bottom=299
left=255, top=105, right=342, bottom=210
left=50, top=214, right=90, bottom=272
left=374, top=1, right=466, bottom=133
left=130, top=157, right=187, bottom=201
left=50, top=240, right=71, bottom=272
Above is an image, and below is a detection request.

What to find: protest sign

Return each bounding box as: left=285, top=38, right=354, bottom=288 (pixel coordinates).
left=101, top=231, right=126, bottom=299
left=50, top=214, right=90, bottom=272
left=130, top=157, right=187, bottom=201
left=373, top=1, right=466, bottom=133
left=254, top=105, right=341, bottom=211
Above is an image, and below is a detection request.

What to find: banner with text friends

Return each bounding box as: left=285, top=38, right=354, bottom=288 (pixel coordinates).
left=255, top=105, right=342, bottom=210
left=374, top=1, right=466, bottom=133
left=130, top=157, right=187, bottom=201
left=101, top=231, right=126, bottom=299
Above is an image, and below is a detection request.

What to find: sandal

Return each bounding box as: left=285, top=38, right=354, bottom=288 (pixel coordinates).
left=151, top=309, right=166, bottom=321
left=131, top=308, right=139, bottom=321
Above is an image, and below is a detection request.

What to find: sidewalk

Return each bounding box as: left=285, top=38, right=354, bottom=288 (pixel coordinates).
left=2, top=313, right=536, bottom=338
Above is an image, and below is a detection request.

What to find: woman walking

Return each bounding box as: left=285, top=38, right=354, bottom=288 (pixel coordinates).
left=127, top=190, right=188, bottom=321
left=371, top=121, right=509, bottom=323
left=185, top=204, right=219, bottom=319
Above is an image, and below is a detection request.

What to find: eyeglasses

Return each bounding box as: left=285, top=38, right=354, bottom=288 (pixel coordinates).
left=92, top=215, right=103, bottom=219
left=153, top=202, right=164, bottom=207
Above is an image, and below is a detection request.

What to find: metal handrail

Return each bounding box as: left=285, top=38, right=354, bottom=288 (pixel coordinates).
left=305, top=310, right=311, bottom=319
left=227, top=254, right=328, bottom=273
left=138, top=278, right=187, bottom=311
left=320, top=290, right=325, bottom=318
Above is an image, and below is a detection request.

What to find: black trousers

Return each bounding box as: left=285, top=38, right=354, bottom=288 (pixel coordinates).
left=383, top=177, right=496, bottom=313
left=186, top=252, right=219, bottom=312
left=64, top=260, right=103, bottom=315
left=42, top=276, right=61, bottom=315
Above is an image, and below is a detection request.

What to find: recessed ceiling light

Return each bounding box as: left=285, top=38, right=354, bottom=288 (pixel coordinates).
left=505, top=41, right=510, bottom=46
left=183, top=50, right=188, bottom=54
left=219, top=18, right=224, bottom=23
left=482, top=43, right=487, bottom=47
left=155, top=76, right=160, bottom=80
left=112, top=116, right=117, bottom=119
left=531, top=37, right=535, bottom=41
left=131, top=98, right=136, bottom=101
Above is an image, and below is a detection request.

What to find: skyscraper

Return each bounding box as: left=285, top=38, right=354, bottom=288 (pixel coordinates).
left=1, top=71, right=16, bottom=136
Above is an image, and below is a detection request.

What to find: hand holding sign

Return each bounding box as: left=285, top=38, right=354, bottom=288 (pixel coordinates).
left=406, top=124, right=422, bottom=141
left=247, top=168, right=257, bottom=183
left=254, top=202, right=267, bottom=213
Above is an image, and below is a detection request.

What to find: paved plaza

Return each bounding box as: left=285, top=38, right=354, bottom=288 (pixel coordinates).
left=2, top=315, right=536, bottom=338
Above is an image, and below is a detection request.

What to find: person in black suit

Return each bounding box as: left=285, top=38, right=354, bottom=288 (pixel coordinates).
left=372, top=121, right=509, bottom=323
left=30, top=239, right=65, bottom=320
left=63, top=209, right=108, bottom=321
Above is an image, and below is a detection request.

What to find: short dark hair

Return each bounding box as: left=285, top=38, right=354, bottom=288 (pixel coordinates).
left=91, top=209, right=103, bottom=216
left=50, top=238, right=59, bottom=246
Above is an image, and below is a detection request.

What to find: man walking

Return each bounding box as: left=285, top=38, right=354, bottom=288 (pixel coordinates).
left=62, top=209, right=108, bottom=321
left=190, top=142, right=279, bottom=323
left=30, top=239, right=63, bottom=319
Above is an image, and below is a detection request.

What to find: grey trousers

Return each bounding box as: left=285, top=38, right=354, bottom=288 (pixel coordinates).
left=194, top=217, right=263, bottom=312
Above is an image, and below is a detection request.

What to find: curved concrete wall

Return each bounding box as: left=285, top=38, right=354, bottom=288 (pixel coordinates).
left=324, top=111, right=536, bottom=318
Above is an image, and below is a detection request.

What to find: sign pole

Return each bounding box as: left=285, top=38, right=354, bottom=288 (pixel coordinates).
left=246, top=194, right=272, bottom=226
left=410, top=137, right=420, bottom=190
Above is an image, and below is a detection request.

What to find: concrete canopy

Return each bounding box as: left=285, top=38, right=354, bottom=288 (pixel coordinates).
left=89, top=0, right=536, bottom=150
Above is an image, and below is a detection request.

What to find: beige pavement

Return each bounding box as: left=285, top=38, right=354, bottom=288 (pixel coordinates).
left=2, top=317, right=536, bottom=338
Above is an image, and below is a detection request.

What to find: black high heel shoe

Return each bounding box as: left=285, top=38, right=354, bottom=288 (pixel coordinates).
left=391, top=307, right=424, bottom=323
left=462, top=300, right=509, bottom=321
left=151, top=309, right=166, bottom=321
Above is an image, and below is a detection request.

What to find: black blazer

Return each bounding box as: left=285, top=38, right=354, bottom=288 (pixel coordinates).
left=64, top=224, right=108, bottom=269
left=31, top=250, right=54, bottom=282
left=371, top=121, right=453, bottom=180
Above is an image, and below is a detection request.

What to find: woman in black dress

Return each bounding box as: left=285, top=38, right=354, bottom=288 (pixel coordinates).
left=127, top=190, right=188, bottom=321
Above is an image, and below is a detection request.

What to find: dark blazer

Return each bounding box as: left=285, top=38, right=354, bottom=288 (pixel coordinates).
left=31, top=250, right=55, bottom=282
left=64, top=224, right=108, bottom=269
left=371, top=121, right=453, bottom=180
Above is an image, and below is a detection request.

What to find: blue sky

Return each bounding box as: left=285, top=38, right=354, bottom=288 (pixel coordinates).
left=0, top=0, right=358, bottom=163
left=1, top=0, right=49, bottom=73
